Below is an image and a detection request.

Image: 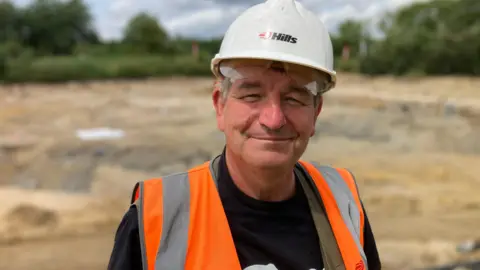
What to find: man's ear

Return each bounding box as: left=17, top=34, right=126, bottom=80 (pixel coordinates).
left=311, top=96, right=323, bottom=137
left=315, top=96, right=323, bottom=118
left=212, top=81, right=225, bottom=131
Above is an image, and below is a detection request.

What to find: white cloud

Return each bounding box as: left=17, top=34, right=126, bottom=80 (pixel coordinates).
left=167, top=8, right=227, bottom=34
left=10, top=0, right=431, bottom=40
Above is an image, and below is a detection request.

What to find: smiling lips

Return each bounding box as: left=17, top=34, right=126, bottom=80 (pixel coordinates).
left=254, top=137, right=292, bottom=141
left=241, top=131, right=297, bottom=141
left=247, top=135, right=295, bottom=141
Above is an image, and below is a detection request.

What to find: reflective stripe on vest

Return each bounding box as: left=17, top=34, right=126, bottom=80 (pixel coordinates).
left=132, top=160, right=367, bottom=270
left=298, top=161, right=367, bottom=270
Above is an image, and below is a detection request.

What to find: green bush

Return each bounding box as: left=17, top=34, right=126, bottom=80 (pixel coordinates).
left=0, top=48, right=7, bottom=80
left=2, top=54, right=212, bottom=83
left=336, top=58, right=360, bottom=73
left=0, top=41, right=35, bottom=80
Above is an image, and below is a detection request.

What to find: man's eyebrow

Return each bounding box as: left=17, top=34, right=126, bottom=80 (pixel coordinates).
left=237, top=80, right=262, bottom=89
left=285, top=86, right=310, bottom=96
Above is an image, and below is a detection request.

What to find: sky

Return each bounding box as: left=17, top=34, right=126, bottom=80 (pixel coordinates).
left=12, top=0, right=429, bottom=41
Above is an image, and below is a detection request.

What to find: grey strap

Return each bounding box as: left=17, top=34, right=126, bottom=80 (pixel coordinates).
left=295, top=164, right=346, bottom=270
left=209, top=154, right=221, bottom=188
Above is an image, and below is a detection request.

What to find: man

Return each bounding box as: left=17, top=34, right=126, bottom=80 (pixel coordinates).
left=108, top=0, right=381, bottom=269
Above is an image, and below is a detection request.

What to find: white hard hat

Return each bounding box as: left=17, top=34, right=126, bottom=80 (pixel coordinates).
left=211, top=0, right=336, bottom=89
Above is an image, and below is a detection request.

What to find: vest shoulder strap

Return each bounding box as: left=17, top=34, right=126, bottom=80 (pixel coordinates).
left=334, top=167, right=365, bottom=246
left=298, top=161, right=368, bottom=270
left=295, top=163, right=345, bottom=270
left=208, top=154, right=221, bottom=188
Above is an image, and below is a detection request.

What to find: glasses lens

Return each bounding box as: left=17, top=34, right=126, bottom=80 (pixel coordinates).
left=218, top=59, right=330, bottom=95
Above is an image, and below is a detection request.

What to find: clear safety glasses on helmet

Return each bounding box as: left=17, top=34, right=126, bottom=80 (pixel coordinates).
left=217, top=59, right=333, bottom=96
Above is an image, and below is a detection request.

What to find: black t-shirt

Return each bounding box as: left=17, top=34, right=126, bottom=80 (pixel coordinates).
left=217, top=152, right=323, bottom=270
left=108, top=152, right=381, bottom=270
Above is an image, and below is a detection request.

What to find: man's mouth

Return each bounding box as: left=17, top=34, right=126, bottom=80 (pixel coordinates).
left=241, top=132, right=295, bottom=141
left=250, top=136, right=293, bottom=141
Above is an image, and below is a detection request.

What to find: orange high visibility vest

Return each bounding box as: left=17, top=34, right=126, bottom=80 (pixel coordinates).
left=131, top=157, right=367, bottom=270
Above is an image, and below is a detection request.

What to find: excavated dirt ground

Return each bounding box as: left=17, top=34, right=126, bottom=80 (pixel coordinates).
left=1, top=73, right=480, bottom=270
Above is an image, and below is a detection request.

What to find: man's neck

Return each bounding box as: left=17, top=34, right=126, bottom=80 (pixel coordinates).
left=225, top=148, right=296, bottom=202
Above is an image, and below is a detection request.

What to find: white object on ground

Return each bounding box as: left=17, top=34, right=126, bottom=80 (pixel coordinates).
left=75, top=128, right=125, bottom=141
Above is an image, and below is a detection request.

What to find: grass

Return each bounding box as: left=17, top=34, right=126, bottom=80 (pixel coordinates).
left=2, top=54, right=212, bottom=83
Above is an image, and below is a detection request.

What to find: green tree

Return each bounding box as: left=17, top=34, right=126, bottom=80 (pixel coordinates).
left=122, top=12, right=169, bottom=54
left=337, top=20, right=367, bottom=58
left=21, top=0, right=96, bottom=55
left=0, top=1, right=20, bottom=42
left=359, top=0, right=480, bottom=75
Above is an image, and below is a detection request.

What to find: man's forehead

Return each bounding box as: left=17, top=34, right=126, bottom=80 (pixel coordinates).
left=237, top=67, right=293, bottom=81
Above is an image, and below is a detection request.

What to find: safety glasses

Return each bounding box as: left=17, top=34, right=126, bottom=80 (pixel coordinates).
left=217, top=59, right=332, bottom=96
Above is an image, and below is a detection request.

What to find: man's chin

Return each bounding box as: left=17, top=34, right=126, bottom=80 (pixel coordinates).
left=248, top=137, right=294, bottom=147
left=244, top=148, right=294, bottom=168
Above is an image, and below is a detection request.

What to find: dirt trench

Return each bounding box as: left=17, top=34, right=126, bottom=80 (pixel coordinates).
left=1, top=74, right=480, bottom=270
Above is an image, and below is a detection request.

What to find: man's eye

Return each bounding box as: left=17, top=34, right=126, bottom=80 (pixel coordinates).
left=285, top=97, right=303, bottom=105
left=242, top=94, right=262, bottom=102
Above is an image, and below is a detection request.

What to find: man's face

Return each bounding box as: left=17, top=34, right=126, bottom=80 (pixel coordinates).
left=212, top=60, right=326, bottom=169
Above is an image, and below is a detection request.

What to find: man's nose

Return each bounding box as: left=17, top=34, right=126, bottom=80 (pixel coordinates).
left=258, top=100, right=286, bottom=130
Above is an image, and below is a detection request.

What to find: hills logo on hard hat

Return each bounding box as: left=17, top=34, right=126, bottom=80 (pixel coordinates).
left=258, top=31, right=297, bottom=44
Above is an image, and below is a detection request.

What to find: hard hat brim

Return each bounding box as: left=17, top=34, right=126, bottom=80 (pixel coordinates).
left=211, top=50, right=336, bottom=89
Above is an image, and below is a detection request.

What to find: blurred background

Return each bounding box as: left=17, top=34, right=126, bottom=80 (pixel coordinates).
left=0, top=0, right=479, bottom=269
